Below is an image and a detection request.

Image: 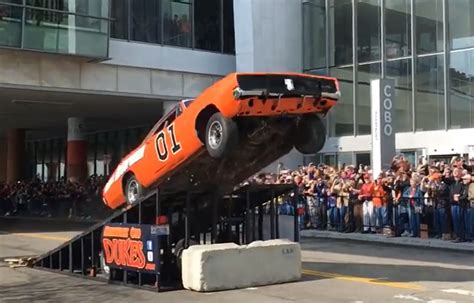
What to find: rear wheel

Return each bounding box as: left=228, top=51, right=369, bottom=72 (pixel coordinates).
left=293, top=115, right=326, bottom=154
left=205, top=112, right=238, bottom=158
left=125, top=175, right=143, bottom=205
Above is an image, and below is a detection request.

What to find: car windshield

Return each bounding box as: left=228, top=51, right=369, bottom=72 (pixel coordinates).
left=182, top=99, right=194, bottom=107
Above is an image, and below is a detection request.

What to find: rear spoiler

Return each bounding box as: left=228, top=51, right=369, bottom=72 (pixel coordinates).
left=233, top=74, right=340, bottom=100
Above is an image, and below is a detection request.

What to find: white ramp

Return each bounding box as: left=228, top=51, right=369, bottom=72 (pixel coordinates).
left=181, top=239, right=301, bottom=292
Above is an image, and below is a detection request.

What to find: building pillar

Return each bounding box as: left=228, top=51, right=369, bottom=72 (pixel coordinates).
left=0, top=138, right=6, bottom=182
left=67, top=117, right=87, bottom=183
left=6, top=129, right=25, bottom=184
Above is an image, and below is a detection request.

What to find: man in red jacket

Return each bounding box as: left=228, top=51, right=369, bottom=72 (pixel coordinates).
left=359, top=173, right=375, bottom=233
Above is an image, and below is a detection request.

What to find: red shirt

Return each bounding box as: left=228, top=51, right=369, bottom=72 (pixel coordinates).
left=359, top=182, right=374, bottom=200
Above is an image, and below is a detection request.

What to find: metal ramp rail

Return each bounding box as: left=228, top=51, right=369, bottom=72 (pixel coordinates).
left=32, top=184, right=299, bottom=292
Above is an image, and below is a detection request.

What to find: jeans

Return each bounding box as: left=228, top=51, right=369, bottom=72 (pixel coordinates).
left=382, top=206, right=391, bottom=226
left=363, top=200, right=375, bottom=231
left=374, top=207, right=383, bottom=228
left=338, top=206, right=347, bottom=231
left=407, top=206, right=420, bottom=237
left=433, top=207, right=448, bottom=237
left=451, top=204, right=465, bottom=240
left=327, top=206, right=336, bottom=229
left=465, top=208, right=473, bottom=240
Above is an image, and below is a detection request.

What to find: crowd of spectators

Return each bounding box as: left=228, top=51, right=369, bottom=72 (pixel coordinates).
left=2, top=154, right=474, bottom=244
left=247, top=155, right=474, bottom=243
left=0, top=175, right=111, bottom=220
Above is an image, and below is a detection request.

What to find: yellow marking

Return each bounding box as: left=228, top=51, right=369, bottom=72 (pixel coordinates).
left=13, top=233, right=71, bottom=242
left=302, top=269, right=425, bottom=291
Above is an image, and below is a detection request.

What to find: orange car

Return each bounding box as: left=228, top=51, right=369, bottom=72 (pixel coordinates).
left=102, top=72, right=340, bottom=209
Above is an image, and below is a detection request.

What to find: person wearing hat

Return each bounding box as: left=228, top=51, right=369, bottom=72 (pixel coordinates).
left=359, top=173, right=375, bottom=233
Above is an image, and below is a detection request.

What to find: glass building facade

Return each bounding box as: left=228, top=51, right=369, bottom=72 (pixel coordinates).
left=110, top=0, right=235, bottom=54
left=303, top=0, right=474, bottom=137
left=26, top=125, right=152, bottom=181
left=0, top=0, right=110, bottom=58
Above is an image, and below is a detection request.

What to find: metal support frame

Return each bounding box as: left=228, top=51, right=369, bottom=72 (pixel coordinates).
left=270, top=189, right=275, bottom=239
left=184, top=191, right=191, bottom=249
left=293, top=187, right=299, bottom=242
left=245, top=189, right=251, bottom=244
left=33, top=184, right=297, bottom=293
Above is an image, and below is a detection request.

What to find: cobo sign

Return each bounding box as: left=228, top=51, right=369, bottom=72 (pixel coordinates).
left=383, top=84, right=393, bottom=136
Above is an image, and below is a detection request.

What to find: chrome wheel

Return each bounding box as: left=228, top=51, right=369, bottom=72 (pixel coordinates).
left=127, top=180, right=139, bottom=204
left=208, top=120, right=223, bottom=150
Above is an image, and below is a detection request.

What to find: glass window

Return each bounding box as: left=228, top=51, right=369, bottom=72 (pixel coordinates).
left=329, top=0, right=352, bottom=66
left=131, top=0, right=161, bottom=43
left=24, top=9, right=108, bottom=57
left=385, top=0, right=411, bottom=59
left=357, top=63, right=381, bottom=135
left=163, top=0, right=192, bottom=48
left=415, top=0, right=444, bottom=54
left=0, top=4, right=22, bottom=47
left=449, top=50, right=474, bottom=128
left=26, top=0, right=109, bottom=18
left=357, top=0, right=381, bottom=62
left=448, top=0, right=474, bottom=50
left=194, top=0, right=221, bottom=51
left=223, top=0, right=234, bottom=54
left=386, top=58, right=413, bottom=132
left=415, top=55, right=445, bottom=131
left=303, top=0, right=326, bottom=70
left=111, top=0, right=128, bottom=40
left=329, top=66, right=354, bottom=136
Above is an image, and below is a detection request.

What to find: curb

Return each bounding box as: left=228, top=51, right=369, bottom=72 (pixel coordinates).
left=301, top=230, right=474, bottom=252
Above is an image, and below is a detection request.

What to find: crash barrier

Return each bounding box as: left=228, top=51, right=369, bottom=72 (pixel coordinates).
left=181, top=239, right=301, bottom=292
left=298, top=195, right=474, bottom=240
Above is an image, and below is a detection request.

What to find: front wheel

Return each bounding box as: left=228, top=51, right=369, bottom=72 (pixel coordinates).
left=205, top=112, right=238, bottom=158
left=293, top=115, right=326, bottom=154
left=125, top=175, right=143, bottom=205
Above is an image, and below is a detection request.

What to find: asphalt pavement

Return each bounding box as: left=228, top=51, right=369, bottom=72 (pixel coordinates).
left=1, top=217, right=474, bottom=303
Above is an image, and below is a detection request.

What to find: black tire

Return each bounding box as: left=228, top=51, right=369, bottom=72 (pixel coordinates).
left=205, top=112, right=238, bottom=158
left=125, top=175, right=143, bottom=205
left=293, top=115, right=326, bottom=154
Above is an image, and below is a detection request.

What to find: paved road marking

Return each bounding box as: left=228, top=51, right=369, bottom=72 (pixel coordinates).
left=442, top=289, right=474, bottom=297
left=12, top=233, right=70, bottom=242
left=394, top=294, right=423, bottom=301
left=302, top=269, right=425, bottom=291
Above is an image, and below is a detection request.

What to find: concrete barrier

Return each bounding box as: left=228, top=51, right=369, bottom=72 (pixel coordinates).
left=181, top=239, right=301, bottom=292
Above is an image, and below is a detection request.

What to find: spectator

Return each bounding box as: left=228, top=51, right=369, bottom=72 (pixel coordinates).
left=403, top=177, right=423, bottom=237
left=450, top=168, right=466, bottom=242
left=359, top=173, right=375, bottom=233
left=467, top=174, right=474, bottom=241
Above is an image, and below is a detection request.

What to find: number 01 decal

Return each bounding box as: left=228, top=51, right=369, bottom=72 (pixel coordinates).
left=155, top=123, right=182, bottom=161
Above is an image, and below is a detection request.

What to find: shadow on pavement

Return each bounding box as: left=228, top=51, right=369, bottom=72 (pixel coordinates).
left=303, top=261, right=474, bottom=283
left=301, top=238, right=474, bottom=267
left=0, top=217, right=95, bottom=234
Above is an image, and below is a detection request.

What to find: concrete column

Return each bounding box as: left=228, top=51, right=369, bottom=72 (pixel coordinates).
left=67, top=117, right=87, bottom=183
left=6, top=129, right=25, bottom=184
left=234, top=0, right=303, bottom=72
left=0, top=138, right=6, bottom=182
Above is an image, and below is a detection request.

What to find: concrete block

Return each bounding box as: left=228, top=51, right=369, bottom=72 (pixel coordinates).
left=151, top=70, right=183, bottom=97
left=40, top=57, right=81, bottom=88
left=117, top=66, right=151, bottom=94
left=80, top=63, right=117, bottom=92
left=0, top=51, right=40, bottom=85
left=181, top=240, right=301, bottom=292
left=183, top=74, right=213, bottom=97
